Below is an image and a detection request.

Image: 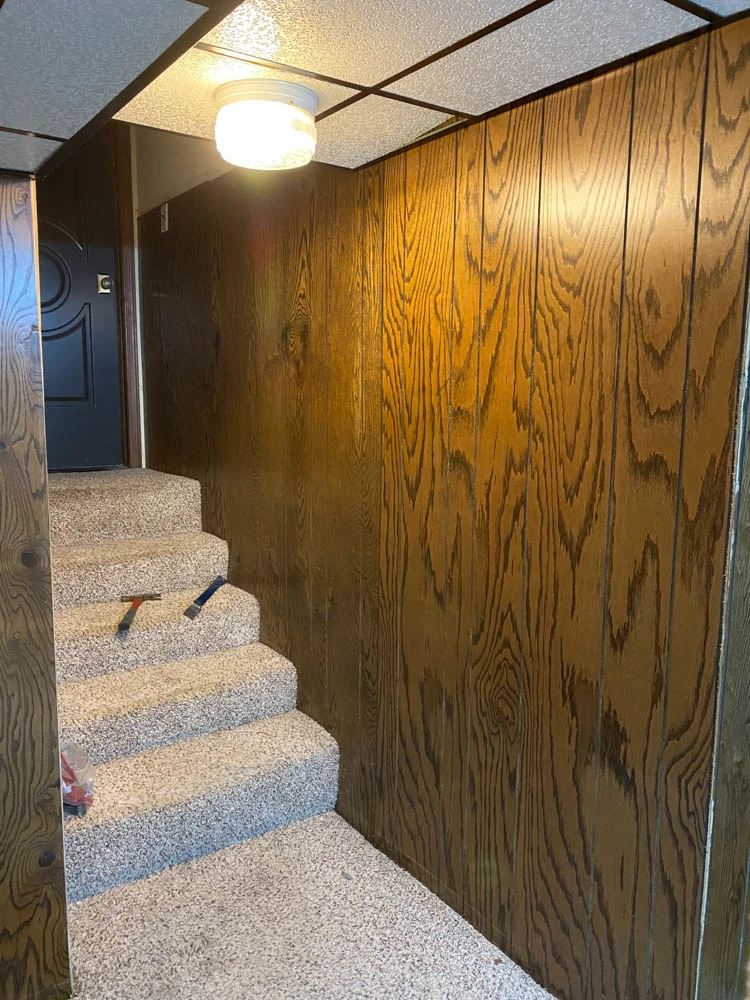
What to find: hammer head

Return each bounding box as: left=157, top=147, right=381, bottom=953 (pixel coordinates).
left=120, top=593, right=162, bottom=603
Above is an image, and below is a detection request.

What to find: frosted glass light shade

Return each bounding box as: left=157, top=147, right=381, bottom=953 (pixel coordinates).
left=215, top=80, right=318, bottom=171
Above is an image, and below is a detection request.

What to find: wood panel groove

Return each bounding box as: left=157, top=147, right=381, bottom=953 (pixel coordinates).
left=465, top=100, right=543, bottom=945
left=324, top=168, right=363, bottom=822
left=441, top=122, right=483, bottom=912
left=357, top=162, right=384, bottom=837
left=510, top=93, right=546, bottom=936
left=582, top=60, right=636, bottom=1000
left=459, top=120, right=487, bottom=921
left=392, top=133, right=455, bottom=887
left=374, top=153, right=406, bottom=848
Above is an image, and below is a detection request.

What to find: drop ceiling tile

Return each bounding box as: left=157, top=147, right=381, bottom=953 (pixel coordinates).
left=0, top=133, right=63, bottom=174
left=204, top=0, right=534, bottom=86
left=388, top=0, right=705, bottom=115
left=116, top=47, right=357, bottom=139
left=696, top=0, right=749, bottom=11
left=315, top=96, right=453, bottom=169
left=0, top=0, right=202, bottom=138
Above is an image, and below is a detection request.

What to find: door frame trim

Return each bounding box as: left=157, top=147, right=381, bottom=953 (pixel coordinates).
left=111, top=122, right=143, bottom=467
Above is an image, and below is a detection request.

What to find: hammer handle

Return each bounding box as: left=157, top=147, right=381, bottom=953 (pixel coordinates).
left=117, top=597, right=144, bottom=633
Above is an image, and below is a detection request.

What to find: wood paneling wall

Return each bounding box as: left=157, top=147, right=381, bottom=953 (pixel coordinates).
left=0, top=176, right=70, bottom=998
left=140, top=19, right=750, bottom=1000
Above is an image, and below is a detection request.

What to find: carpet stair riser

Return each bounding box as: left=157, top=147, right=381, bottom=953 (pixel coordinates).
left=51, top=532, right=228, bottom=610
left=48, top=470, right=202, bottom=546
left=60, top=657, right=298, bottom=763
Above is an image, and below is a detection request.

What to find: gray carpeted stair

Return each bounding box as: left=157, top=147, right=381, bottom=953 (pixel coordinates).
left=64, top=710, right=338, bottom=902
left=55, top=584, right=260, bottom=681
left=51, top=530, right=228, bottom=609
left=48, top=468, right=202, bottom=545
left=50, top=468, right=550, bottom=997
left=59, top=644, right=297, bottom=764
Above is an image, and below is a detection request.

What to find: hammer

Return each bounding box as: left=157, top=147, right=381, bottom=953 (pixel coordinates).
left=117, top=592, right=161, bottom=635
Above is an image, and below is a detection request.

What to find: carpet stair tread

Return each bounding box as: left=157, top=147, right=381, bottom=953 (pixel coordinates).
left=64, top=710, right=339, bottom=902
left=55, top=583, right=260, bottom=680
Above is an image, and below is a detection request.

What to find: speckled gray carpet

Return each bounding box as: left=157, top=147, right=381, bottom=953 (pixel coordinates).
left=52, top=470, right=555, bottom=1000
left=59, top=643, right=297, bottom=763
left=69, top=812, right=555, bottom=1000
left=48, top=468, right=202, bottom=545
left=54, top=584, right=260, bottom=680
left=52, top=529, right=228, bottom=609
left=64, top=711, right=339, bottom=902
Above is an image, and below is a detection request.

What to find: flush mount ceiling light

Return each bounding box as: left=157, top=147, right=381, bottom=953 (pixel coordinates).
left=214, top=79, right=318, bottom=171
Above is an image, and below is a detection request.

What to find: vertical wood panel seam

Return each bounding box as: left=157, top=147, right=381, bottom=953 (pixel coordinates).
left=358, top=170, right=366, bottom=832
left=392, top=153, right=407, bottom=828
left=324, top=177, right=331, bottom=700
left=509, top=96, right=546, bottom=945
left=646, top=35, right=713, bottom=997
left=461, top=120, right=487, bottom=916
left=441, top=129, right=460, bottom=900
left=582, top=63, right=637, bottom=1000
left=375, top=163, right=386, bottom=835
left=282, top=234, right=290, bottom=654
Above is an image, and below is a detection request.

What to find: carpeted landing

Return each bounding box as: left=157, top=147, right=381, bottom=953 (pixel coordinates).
left=52, top=469, right=555, bottom=999
left=69, top=812, right=553, bottom=1000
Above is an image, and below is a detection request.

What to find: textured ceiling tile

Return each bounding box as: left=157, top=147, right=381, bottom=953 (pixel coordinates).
left=388, top=0, right=705, bottom=115
left=204, top=0, right=533, bottom=85
left=315, top=97, right=453, bottom=169
left=0, top=133, right=63, bottom=173
left=0, top=0, right=202, bottom=138
left=696, top=0, right=749, bottom=11
left=116, top=48, right=356, bottom=138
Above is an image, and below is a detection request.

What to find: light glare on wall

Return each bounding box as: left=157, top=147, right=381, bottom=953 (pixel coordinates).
left=214, top=80, right=318, bottom=171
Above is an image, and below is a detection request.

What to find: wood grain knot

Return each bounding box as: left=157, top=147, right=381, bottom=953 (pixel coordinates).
left=21, top=548, right=38, bottom=568
left=38, top=848, right=56, bottom=868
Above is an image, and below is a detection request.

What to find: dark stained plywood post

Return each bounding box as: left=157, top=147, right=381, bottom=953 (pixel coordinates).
left=0, top=176, right=70, bottom=998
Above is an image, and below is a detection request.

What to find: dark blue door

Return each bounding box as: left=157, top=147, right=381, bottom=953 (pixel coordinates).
left=37, top=127, right=123, bottom=471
